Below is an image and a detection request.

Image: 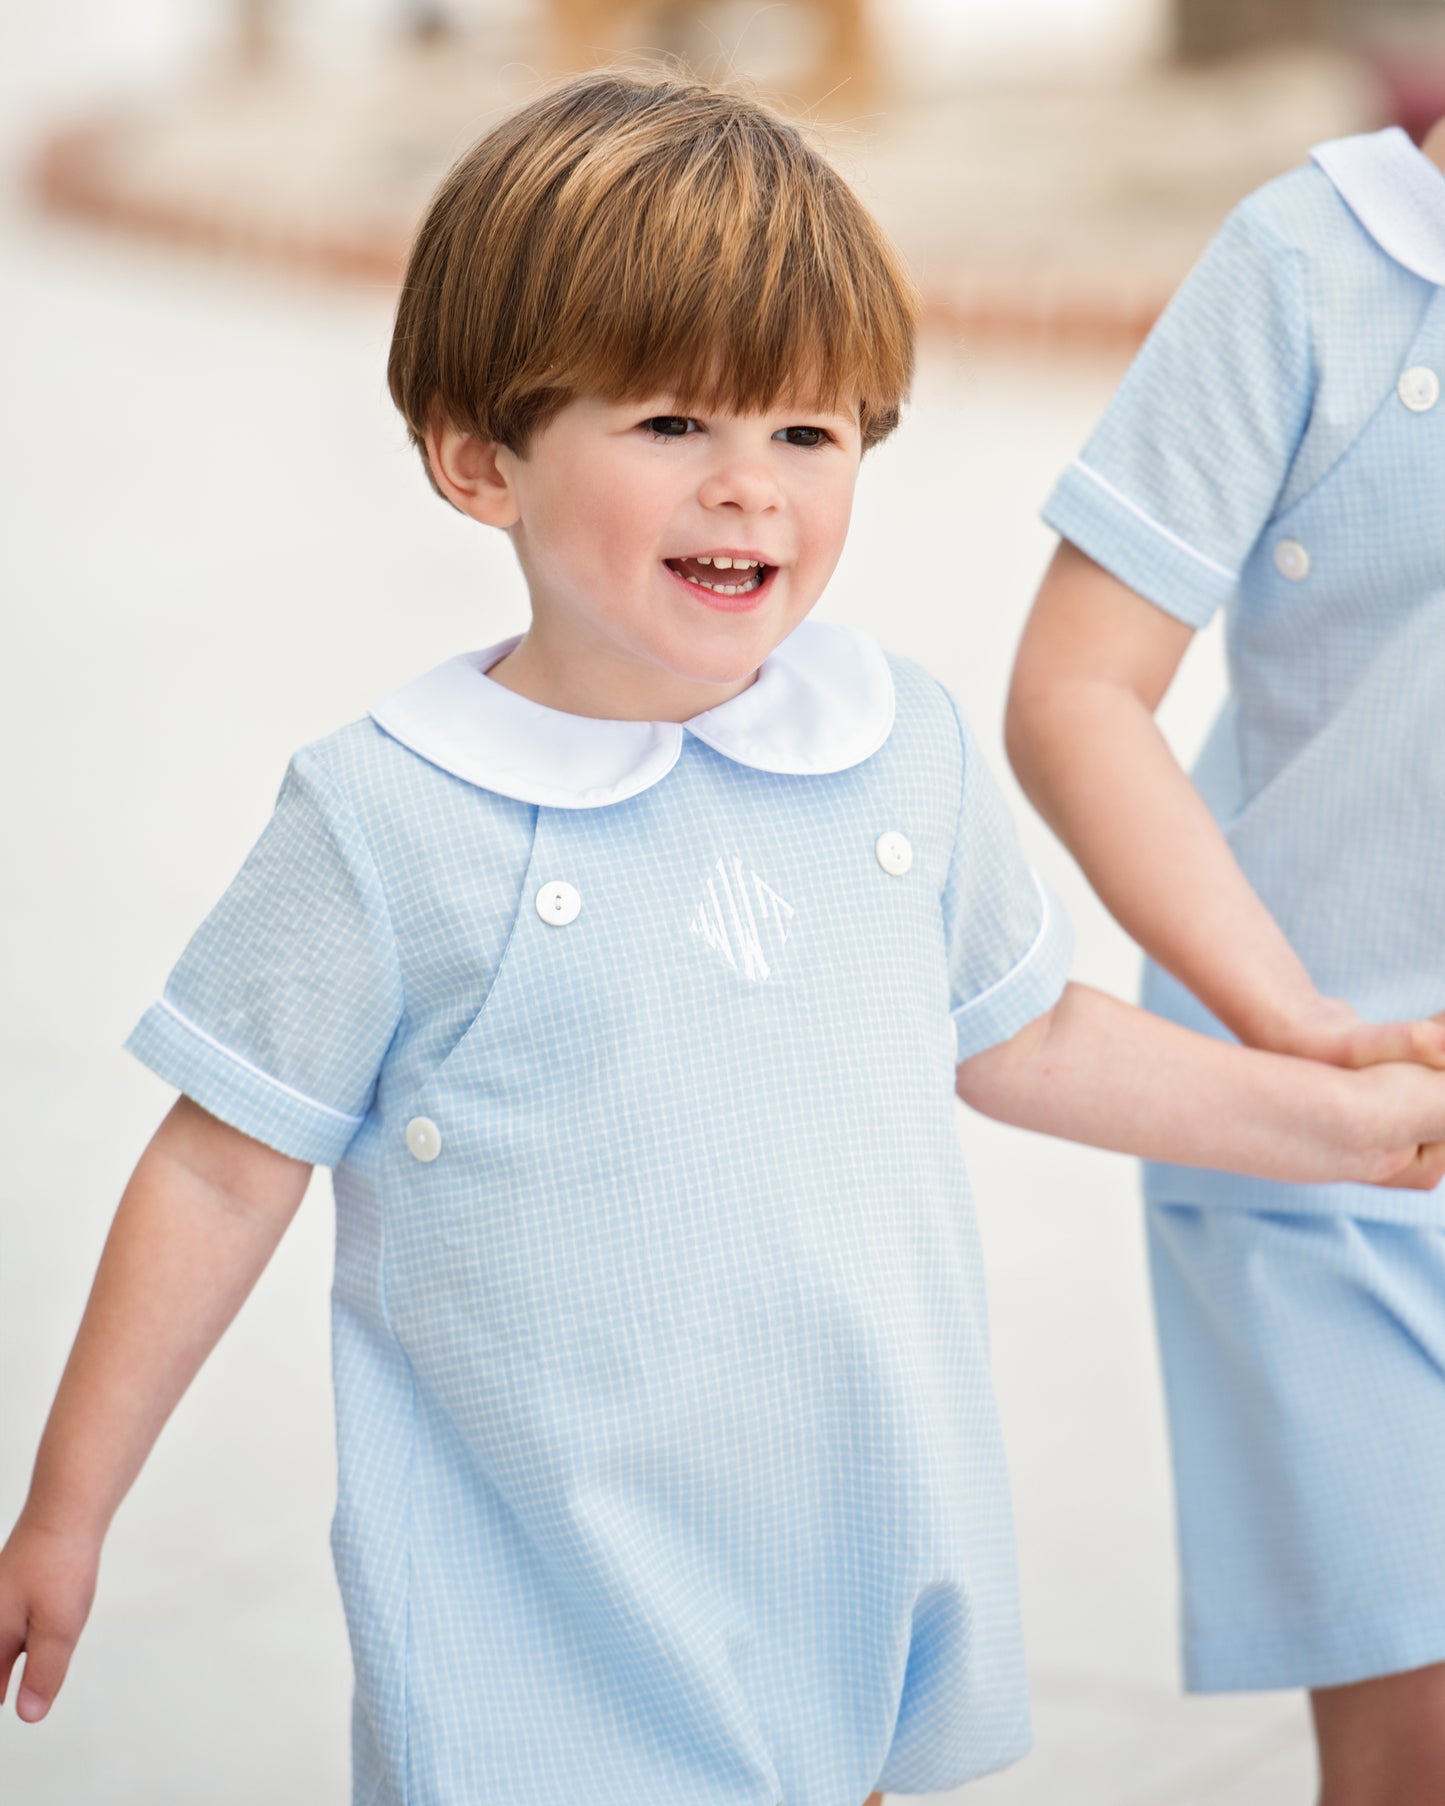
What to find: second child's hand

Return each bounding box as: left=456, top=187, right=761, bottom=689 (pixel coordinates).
left=1251, top=997, right=1445, bottom=1073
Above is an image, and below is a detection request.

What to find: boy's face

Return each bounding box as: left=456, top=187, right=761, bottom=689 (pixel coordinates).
left=440, top=393, right=865, bottom=721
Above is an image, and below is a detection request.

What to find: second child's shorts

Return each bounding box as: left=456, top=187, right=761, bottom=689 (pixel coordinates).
left=1147, top=1203, right=1445, bottom=1693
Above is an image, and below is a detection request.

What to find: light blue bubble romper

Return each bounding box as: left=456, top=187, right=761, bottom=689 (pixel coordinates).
left=127, top=621, right=1072, bottom=1804
left=1044, top=129, right=1445, bottom=1693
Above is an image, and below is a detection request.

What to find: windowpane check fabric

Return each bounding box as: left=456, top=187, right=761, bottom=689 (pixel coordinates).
left=1043, top=130, right=1445, bottom=1696
left=127, top=645, right=1072, bottom=1804
left=1044, top=128, right=1445, bottom=1224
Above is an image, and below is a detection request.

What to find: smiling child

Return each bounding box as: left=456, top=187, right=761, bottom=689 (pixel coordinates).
left=4, top=72, right=1445, bottom=1806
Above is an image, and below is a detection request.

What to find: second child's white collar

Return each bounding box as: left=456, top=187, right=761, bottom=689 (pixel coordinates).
left=370, top=618, right=896, bottom=809
left=1311, top=126, right=1445, bottom=286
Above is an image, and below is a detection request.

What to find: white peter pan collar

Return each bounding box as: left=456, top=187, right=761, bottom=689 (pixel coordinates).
left=369, top=618, right=896, bottom=808
left=1311, top=127, right=1445, bottom=286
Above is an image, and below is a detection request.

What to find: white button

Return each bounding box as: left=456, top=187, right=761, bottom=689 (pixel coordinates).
left=1273, top=538, right=1310, bottom=581
left=535, top=880, right=581, bottom=926
left=875, top=831, right=913, bottom=876
left=1398, top=365, right=1440, bottom=413
left=405, top=1116, right=441, bottom=1162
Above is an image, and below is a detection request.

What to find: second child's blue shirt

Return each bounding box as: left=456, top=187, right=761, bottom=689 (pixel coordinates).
left=1045, top=128, right=1445, bottom=1223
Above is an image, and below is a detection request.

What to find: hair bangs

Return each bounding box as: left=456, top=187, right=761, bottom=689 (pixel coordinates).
left=390, top=71, right=920, bottom=485
left=521, top=102, right=916, bottom=448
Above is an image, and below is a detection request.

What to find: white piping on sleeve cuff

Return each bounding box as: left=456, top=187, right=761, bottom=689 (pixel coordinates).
left=1068, top=462, right=1239, bottom=582
left=155, top=998, right=364, bottom=1123
left=126, top=996, right=368, bottom=1166
left=952, top=873, right=1075, bottom=1064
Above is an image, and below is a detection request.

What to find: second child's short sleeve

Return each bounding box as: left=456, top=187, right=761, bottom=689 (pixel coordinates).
left=942, top=696, right=1074, bottom=1063
left=126, top=747, right=404, bottom=1166
left=1043, top=199, right=1314, bottom=628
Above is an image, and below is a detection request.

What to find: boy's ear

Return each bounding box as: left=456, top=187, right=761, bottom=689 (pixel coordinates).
left=425, top=421, right=521, bottom=527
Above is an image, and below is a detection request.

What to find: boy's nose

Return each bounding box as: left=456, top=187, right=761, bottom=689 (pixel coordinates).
left=697, top=459, right=782, bottom=514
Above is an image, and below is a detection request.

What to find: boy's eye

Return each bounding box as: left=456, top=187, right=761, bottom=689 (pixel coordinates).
left=644, top=416, right=696, bottom=439
left=775, top=425, right=828, bottom=448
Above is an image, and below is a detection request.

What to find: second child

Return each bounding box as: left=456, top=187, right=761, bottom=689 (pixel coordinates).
left=1012, top=116, right=1445, bottom=1805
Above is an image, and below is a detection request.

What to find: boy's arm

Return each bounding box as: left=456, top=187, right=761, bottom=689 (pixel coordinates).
left=1006, top=541, right=1445, bottom=1070
left=0, top=1097, right=311, bottom=1723
left=956, top=982, right=1445, bottom=1191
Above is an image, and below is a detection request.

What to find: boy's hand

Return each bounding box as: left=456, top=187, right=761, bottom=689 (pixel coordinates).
left=0, top=1103, right=309, bottom=1729
left=1350, top=1062, right=1445, bottom=1192
left=1259, top=997, right=1445, bottom=1073
left=0, top=1511, right=100, bottom=1722
left=957, top=983, right=1445, bottom=1190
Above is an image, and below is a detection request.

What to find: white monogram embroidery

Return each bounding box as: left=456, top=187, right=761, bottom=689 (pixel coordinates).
left=689, top=855, right=796, bottom=983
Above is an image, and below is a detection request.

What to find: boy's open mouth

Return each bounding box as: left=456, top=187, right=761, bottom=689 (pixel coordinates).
left=664, top=554, right=771, bottom=597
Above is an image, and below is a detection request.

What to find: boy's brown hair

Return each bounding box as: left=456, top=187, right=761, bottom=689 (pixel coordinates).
left=388, top=69, right=919, bottom=490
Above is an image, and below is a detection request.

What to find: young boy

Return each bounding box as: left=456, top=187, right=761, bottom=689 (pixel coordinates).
left=3, top=72, right=1445, bottom=1806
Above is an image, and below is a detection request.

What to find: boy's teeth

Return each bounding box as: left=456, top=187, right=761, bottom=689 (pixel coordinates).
left=667, top=554, right=765, bottom=594
left=692, top=573, right=762, bottom=594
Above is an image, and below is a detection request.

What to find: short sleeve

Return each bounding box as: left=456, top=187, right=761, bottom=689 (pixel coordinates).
left=943, top=696, right=1074, bottom=1063
left=1042, top=198, right=1315, bottom=628
left=125, top=747, right=404, bottom=1166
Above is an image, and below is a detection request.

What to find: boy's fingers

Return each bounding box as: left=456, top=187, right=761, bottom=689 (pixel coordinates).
left=1385, top=1141, right=1445, bottom=1191
left=0, top=1603, right=32, bottom=1706
left=13, top=1627, right=75, bottom=1721
left=17, top=1683, right=50, bottom=1722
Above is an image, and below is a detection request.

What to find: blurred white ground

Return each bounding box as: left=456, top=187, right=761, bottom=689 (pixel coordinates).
left=0, top=195, right=1322, bottom=1805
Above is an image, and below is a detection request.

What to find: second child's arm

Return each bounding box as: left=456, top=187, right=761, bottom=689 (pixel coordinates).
left=0, top=1098, right=311, bottom=1723
left=957, top=981, right=1445, bottom=1192
left=1007, top=541, right=1445, bottom=1070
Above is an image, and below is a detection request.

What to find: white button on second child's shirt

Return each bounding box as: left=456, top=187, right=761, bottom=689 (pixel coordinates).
left=875, top=831, right=913, bottom=876
left=1273, top=538, right=1311, bottom=581
left=1398, top=365, right=1440, bottom=412
left=536, top=881, right=581, bottom=926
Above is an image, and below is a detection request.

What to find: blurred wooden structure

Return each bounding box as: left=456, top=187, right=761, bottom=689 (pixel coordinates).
left=30, top=10, right=1382, bottom=343
left=546, top=0, right=874, bottom=110
left=1176, top=0, right=1445, bottom=62
left=1175, top=0, right=1328, bottom=60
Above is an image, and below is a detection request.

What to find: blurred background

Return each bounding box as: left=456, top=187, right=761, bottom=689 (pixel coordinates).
left=13, top=0, right=1445, bottom=329
left=2, top=3, right=1443, bottom=1802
